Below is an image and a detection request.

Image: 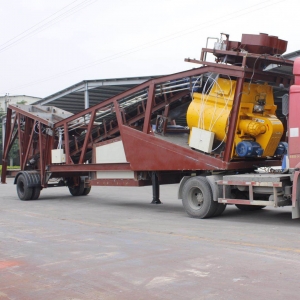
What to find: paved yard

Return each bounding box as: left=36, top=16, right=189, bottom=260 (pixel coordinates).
left=1, top=178, right=300, bottom=299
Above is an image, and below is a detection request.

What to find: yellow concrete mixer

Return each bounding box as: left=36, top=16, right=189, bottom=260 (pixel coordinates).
left=187, top=77, right=285, bottom=158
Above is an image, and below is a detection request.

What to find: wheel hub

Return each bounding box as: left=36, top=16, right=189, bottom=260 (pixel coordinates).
left=196, top=192, right=204, bottom=206
left=189, top=187, right=204, bottom=208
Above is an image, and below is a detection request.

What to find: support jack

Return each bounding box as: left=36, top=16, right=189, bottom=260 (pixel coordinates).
left=151, top=172, right=162, bottom=204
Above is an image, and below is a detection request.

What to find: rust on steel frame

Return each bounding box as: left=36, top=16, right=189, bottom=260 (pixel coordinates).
left=68, top=89, right=191, bottom=158
left=1, top=49, right=294, bottom=185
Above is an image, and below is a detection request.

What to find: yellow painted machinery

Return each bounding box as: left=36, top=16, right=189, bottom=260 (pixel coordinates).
left=187, top=77, right=284, bottom=158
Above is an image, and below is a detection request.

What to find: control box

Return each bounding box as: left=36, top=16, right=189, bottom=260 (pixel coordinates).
left=51, top=149, right=66, bottom=164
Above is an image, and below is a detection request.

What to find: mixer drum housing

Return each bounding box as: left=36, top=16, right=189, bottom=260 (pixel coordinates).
left=186, top=78, right=284, bottom=158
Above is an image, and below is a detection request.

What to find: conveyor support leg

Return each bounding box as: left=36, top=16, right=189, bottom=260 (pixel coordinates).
left=151, top=172, right=162, bottom=204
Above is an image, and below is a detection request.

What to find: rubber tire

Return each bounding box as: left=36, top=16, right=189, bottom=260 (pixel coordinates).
left=16, top=174, right=33, bottom=201
left=82, top=187, right=91, bottom=196
left=233, top=190, right=266, bottom=211
left=182, top=177, right=218, bottom=218
left=213, top=203, right=227, bottom=217
left=68, top=179, right=84, bottom=196
left=235, top=204, right=266, bottom=211
left=31, top=187, right=41, bottom=200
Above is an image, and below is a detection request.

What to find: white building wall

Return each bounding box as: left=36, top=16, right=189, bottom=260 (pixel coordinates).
left=0, top=95, right=41, bottom=112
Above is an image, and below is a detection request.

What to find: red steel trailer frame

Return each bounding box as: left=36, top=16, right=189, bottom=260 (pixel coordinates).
left=2, top=33, right=299, bottom=218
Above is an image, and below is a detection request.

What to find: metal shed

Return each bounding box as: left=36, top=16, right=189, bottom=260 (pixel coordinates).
left=33, top=76, right=158, bottom=113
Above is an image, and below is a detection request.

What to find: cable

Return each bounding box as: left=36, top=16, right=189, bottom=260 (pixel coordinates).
left=191, top=70, right=233, bottom=152
left=247, top=54, right=270, bottom=94
left=2, top=0, right=286, bottom=94
left=209, top=75, right=233, bottom=132
left=57, top=127, right=63, bottom=149
left=197, top=73, right=219, bottom=129
left=0, top=0, right=80, bottom=48
left=209, top=77, right=233, bottom=152
left=0, top=0, right=98, bottom=53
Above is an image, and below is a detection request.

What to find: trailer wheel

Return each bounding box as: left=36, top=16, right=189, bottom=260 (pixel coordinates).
left=82, top=187, right=91, bottom=196
left=182, top=177, right=218, bottom=218
left=233, top=190, right=265, bottom=211
left=16, top=174, right=33, bottom=200
left=235, top=204, right=266, bottom=211
left=213, top=203, right=227, bottom=217
left=69, top=184, right=84, bottom=196
left=31, top=187, right=41, bottom=200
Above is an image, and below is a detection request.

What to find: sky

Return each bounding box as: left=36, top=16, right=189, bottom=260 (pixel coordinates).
left=0, top=0, right=298, bottom=99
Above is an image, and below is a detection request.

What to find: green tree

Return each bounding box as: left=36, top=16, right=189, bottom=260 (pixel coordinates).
left=17, top=100, right=27, bottom=105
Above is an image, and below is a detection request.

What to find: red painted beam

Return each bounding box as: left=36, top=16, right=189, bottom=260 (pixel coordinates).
left=79, top=110, right=96, bottom=164
left=143, top=84, right=155, bottom=133
left=223, top=77, right=245, bottom=162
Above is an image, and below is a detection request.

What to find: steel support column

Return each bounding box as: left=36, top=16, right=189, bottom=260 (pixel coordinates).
left=1, top=109, right=12, bottom=184
left=1, top=116, right=5, bottom=152
left=79, top=110, right=96, bottom=164
left=84, top=82, right=89, bottom=109
left=223, top=76, right=245, bottom=162
left=17, top=113, right=23, bottom=169
left=22, top=122, right=35, bottom=170
left=143, top=83, right=155, bottom=133
left=151, top=172, right=161, bottom=204
left=64, top=123, right=71, bottom=164
left=38, top=122, right=45, bottom=187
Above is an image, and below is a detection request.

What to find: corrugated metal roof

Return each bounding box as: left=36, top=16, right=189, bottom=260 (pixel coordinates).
left=264, top=50, right=300, bottom=76
left=33, top=50, right=300, bottom=114
left=33, top=76, right=159, bottom=113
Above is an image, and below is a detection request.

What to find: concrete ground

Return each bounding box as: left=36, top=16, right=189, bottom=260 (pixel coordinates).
left=1, top=178, right=300, bottom=300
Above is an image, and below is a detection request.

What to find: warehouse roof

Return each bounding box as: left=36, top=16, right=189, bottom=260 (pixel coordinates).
left=33, top=50, right=300, bottom=114
left=33, top=76, right=158, bottom=114
left=264, top=50, right=300, bottom=76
